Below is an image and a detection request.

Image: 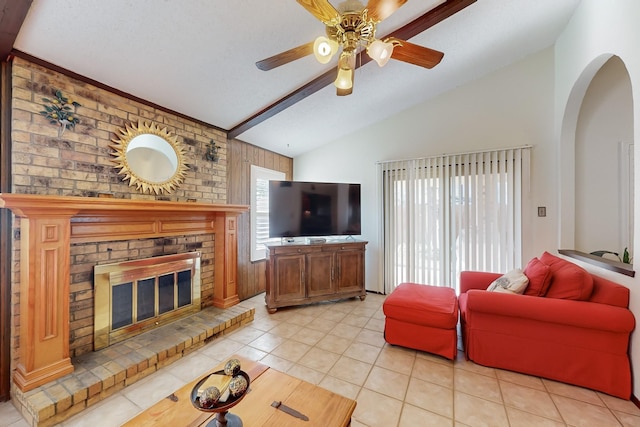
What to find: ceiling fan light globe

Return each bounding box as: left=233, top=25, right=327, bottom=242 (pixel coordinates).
left=314, top=36, right=338, bottom=64
left=334, top=68, right=353, bottom=90
left=367, top=39, right=394, bottom=67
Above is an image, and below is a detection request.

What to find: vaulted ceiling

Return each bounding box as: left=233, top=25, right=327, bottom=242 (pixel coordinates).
left=6, top=0, right=581, bottom=157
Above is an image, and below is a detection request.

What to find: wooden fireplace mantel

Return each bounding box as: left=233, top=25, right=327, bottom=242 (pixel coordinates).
left=0, top=193, right=249, bottom=391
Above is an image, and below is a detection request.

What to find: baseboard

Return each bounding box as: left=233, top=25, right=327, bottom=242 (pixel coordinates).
left=631, top=394, right=640, bottom=409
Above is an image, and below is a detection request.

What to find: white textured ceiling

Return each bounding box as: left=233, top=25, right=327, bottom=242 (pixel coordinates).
left=14, top=0, right=581, bottom=157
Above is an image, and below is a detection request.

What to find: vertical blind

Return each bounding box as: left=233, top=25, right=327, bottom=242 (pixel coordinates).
left=378, top=147, right=530, bottom=293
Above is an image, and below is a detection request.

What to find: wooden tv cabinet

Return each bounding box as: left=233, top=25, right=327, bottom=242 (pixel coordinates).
left=265, top=240, right=367, bottom=313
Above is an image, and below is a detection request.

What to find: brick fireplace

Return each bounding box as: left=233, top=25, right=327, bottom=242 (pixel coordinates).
left=0, top=193, right=248, bottom=393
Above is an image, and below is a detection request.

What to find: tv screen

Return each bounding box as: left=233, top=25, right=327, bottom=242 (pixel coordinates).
left=269, top=181, right=361, bottom=238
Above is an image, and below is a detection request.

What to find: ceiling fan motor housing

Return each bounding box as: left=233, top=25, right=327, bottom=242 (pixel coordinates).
left=326, top=11, right=376, bottom=52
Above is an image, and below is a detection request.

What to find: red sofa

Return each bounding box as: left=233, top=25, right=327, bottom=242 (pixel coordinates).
left=458, top=252, right=635, bottom=399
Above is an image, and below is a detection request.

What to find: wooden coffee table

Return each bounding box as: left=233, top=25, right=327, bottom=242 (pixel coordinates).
left=123, top=355, right=356, bottom=426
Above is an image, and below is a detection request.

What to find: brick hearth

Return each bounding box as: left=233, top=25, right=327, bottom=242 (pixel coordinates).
left=11, top=302, right=255, bottom=426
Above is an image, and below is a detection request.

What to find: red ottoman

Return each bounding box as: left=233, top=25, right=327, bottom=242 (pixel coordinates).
left=383, top=283, right=458, bottom=360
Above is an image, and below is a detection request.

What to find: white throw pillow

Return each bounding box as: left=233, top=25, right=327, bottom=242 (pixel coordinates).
left=486, top=268, right=529, bottom=294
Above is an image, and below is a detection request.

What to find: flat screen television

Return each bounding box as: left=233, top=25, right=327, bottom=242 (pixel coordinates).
left=268, top=180, right=361, bottom=238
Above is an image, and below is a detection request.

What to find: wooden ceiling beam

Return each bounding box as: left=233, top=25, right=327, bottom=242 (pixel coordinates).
left=0, top=0, right=32, bottom=61
left=228, top=0, right=476, bottom=141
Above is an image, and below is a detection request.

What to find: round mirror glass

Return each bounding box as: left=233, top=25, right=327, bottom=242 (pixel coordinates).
left=111, top=121, right=188, bottom=194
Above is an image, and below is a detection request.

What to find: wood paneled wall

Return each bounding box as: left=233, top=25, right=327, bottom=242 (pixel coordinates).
left=227, top=139, right=292, bottom=300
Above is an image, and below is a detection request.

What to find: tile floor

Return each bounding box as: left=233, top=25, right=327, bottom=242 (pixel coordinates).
left=1, top=292, right=640, bottom=427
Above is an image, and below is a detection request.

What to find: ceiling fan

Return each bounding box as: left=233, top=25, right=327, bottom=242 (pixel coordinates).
left=255, top=0, right=445, bottom=96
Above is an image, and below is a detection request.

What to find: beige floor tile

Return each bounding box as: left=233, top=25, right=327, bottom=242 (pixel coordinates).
left=225, top=325, right=266, bottom=344
left=297, top=347, right=341, bottom=373
left=353, top=388, right=403, bottom=427
left=412, top=357, right=454, bottom=388
left=405, top=377, right=454, bottom=418
left=375, top=346, right=416, bottom=376
left=285, top=363, right=325, bottom=385
left=505, top=406, right=566, bottom=427
left=305, top=318, right=338, bottom=333
left=62, top=395, right=142, bottom=427
left=614, top=409, right=640, bottom=426
left=496, top=368, right=545, bottom=391
left=454, top=391, right=510, bottom=427
left=270, top=339, right=311, bottom=362
left=330, top=323, right=363, bottom=340
left=0, top=403, right=25, bottom=426
left=259, top=353, right=294, bottom=373
left=286, top=313, right=317, bottom=326
left=342, top=314, right=371, bottom=328
left=400, top=404, right=453, bottom=427
left=364, top=317, right=385, bottom=332
left=542, top=378, right=603, bottom=406
left=268, top=322, right=302, bottom=338
left=355, top=329, right=386, bottom=348
left=319, top=375, right=362, bottom=399
left=318, top=309, right=348, bottom=323
left=599, top=393, right=640, bottom=416
left=416, top=350, right=455, bottom=366
left=499, top=380, right=562, bottom=421
left=288, top=326, right=326, bottom=346
left=165, top=352, right=218, bottom=382
left=351, top=306, right=378, bottom=318
left=234, top=344, right=268, bottom=361
left=199, top=337, right=245, bottom=360
left=454, top=368, right=503, bottom=404
left=364, top=366, right=410, bottom=400
left=316, top=333, right=352, bottom=354
left=246, top=332, right=286, bottom=353
left=329, top=356, right=373, bottom=386
left=552, top=394, right=621, bottom=426
left=122, top=370, right=186, bottom=410
left=249, top=316, right=281, bottom=332
left=344, top=341, right=382, bottom=364
left=454, top=355, right=497, bottom=377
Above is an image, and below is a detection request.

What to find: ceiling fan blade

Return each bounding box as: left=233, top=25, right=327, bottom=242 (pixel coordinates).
left=366, top=0, right=407, bottom=23
left=388, top=38, right=444, bottom=69
left=296, top=0, right=340, bottom=25
left=256, top=41, right=315, bottom=71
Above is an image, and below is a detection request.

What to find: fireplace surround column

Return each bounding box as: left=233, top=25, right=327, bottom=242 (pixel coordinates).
left=0, top=194, right=248, bottom=391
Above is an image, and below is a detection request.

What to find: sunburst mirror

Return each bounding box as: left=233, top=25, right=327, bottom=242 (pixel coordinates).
left=111, top=121, right=188, bottom=194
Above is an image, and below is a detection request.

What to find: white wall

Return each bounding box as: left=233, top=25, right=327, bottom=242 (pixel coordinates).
left=555, top=0, right=640, bottom=397
left=575, top=57, right=633, bottom=255
left=294, top=47, right=557, bottom=293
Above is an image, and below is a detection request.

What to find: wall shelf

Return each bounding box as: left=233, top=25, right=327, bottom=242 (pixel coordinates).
left=558, top=249, right=635, bottom=277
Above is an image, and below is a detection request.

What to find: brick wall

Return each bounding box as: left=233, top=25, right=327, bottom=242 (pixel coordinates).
left=9, top=57, right=229, bottom=368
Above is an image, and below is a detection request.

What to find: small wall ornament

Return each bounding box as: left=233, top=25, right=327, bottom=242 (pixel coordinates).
left=205, top=140, right=220, bottom=163
left=39, top=89, right=81, bottom=137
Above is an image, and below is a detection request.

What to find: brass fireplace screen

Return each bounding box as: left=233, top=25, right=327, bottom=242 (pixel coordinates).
left=94, top=252, right=201, bottom=350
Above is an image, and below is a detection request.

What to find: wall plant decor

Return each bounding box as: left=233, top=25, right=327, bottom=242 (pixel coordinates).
left=110, top=121, right=189, bottom=195
left=39, top=89, right=81, bottom=137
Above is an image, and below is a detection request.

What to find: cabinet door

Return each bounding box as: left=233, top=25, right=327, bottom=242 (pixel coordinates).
left=335, top=248, right=364, bottom=293
left=306, top=252, right=334, bottom=297
left=273, top=254, right=306, bottom=302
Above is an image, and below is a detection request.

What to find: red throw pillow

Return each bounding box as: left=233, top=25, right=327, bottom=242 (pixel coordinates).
left=523, top=257, right=552, bottom=296
left=539, top=251, right=594, bottom=300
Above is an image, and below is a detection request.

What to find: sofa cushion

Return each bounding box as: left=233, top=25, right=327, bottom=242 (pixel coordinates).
left=540, top=251, right=594, bottom=300
left=523, top=257, right=552, bottom=296
left=486, top=269, right=529, bottom=294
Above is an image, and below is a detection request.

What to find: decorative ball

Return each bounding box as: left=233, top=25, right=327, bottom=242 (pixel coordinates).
left=224, top=358, right=241, bottom=376
left=199, top=386, right=221, bottom=408
left=228, top=375, right=248, bottom=397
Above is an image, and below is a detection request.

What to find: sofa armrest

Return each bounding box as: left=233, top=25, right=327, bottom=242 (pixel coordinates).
left=464, top=290, right=635, bottom=333
left=459, top=271, right=502, bottom=294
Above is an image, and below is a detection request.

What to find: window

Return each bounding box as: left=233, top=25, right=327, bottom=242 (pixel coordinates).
left=250, top=165, right=285, bottom=261
left=378, top=147, right=530, bottom=293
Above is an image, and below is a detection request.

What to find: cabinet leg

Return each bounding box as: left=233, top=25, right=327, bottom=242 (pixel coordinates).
left=267, top=307, right=277, bottom=314
left=359, top=295, right=367, bottom=301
